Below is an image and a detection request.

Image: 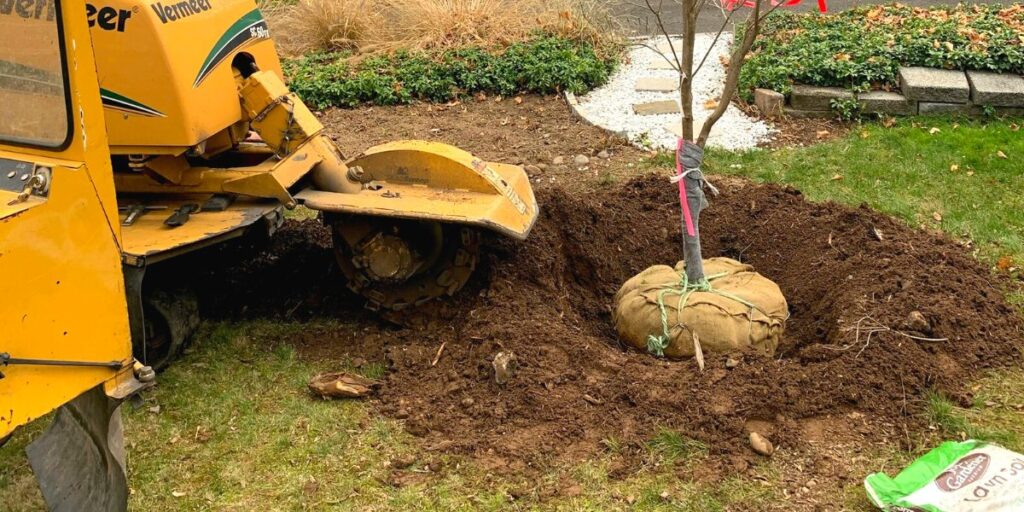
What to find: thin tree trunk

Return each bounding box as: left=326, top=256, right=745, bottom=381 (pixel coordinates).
left=679, top=0, right=696, bottom=140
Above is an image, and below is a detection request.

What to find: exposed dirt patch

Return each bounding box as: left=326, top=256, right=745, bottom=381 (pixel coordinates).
left=185, top=174, right=1022, bottom=473
left=369, top=175, right=1022, bottom=468
left=321, top=94, right=653, bottom=186
left=737, top=101, right=853, bottom=149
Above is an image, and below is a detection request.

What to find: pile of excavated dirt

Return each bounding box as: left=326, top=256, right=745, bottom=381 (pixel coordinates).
left=184, top=174, right=1022, bottom=472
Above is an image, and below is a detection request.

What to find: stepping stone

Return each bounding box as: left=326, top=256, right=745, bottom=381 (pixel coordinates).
left=656, top=39, right=682, bottom=53
left=635, top=77, right=679, bottom=92
left=649, top=58, right=678, bottom=71
left=790, top=85, right=854, bottom=111
left=633, top=100, right=680, bottom=116
left=966, top=71, right=1024, bottom=106
left=665, top=120, right=685, bottom=137
left=899, top=67, right=969, bottom=103
left=857, top=91, right=914, bottom=115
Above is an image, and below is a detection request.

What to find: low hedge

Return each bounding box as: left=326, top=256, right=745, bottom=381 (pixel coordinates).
left=739, top=3, right=1024, bottom=98
left=284, top=36, right=617, bottom=109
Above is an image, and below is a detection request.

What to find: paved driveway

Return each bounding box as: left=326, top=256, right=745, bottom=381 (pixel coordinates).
left=610, top=0, right=1004, bottom=33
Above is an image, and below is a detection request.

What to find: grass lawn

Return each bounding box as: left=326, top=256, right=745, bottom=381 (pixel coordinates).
left=2, top=116, right=1022, bottom=511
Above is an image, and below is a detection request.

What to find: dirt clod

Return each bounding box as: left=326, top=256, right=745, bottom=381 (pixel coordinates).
left=907, top=310, right=932, bottom=335
left=492, top=351, right=518, bottom=385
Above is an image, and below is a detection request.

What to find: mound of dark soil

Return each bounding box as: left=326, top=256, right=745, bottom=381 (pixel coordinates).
left=186, top=174, right=1023, bottom=470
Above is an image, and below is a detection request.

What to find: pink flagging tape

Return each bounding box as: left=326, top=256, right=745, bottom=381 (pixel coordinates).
left=675, top=138, right=696, bottom=237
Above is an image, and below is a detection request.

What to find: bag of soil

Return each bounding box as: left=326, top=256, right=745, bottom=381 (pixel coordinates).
left=865, top=440, right=1024, bottom=511
left=613, top=257, right=787, bottom=359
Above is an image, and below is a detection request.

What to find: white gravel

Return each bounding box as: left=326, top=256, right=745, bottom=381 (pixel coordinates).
left=573, top=34, right=774, bottom=151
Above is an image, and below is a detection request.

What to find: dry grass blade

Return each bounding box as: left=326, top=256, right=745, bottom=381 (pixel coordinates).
left=263, top=0, right=387, bottom=57
left=264, top=0, right=620, bottom=56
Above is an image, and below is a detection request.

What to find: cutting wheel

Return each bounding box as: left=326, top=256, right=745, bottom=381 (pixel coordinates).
left=330, top=216, right=480, bottom=311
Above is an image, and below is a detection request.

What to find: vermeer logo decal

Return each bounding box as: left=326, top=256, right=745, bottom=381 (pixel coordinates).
left=0, top=0, right=56, bottom=21
left=192, top=8, right=269, bottom=87
left=151, top=0, right=212, bottom=24
left=87, top=4, right=133, bottom=31
left=936, top=453, right=990, bottom=492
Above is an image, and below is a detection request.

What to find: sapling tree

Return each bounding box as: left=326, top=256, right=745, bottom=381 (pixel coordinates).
left=627, top=0, right=822, bottom=283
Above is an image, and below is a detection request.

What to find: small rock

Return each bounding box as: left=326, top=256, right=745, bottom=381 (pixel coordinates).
left=524, top=165, right=541, bottom=175
left=725, top=357, right=740, bottom=369
left=749, top=432, right=774, bottom=456
left=536, top=163, right=549, bottom=171
left=573, top=154, right=590, bottom=165
left=395, top=408, right=410, bottom=419
left=552, top=156, right=565, bottom=165
left=461, top=397, right=475, bottom=407
left=597, top=150, right=611, bottom=159
left=492, top=351, right=518, bottom=385
left=148, top=405, right=161, bottom=414
left=907, top=311, right=932, bottom=335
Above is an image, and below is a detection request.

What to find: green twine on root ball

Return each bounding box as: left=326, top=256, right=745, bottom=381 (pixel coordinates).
left=644, top=270, right=765, bottom=357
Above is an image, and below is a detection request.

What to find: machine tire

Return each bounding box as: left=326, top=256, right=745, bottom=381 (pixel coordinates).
left=140, top=288, right=200, bottom=371
left=329, top=216, right=480, bottom=311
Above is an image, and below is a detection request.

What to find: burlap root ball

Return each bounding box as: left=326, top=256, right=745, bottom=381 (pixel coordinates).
left=614, top=257, right=788, bottom=359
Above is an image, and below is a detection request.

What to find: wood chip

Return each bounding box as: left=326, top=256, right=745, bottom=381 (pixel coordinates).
left=431, top=341, right=447, bottom=366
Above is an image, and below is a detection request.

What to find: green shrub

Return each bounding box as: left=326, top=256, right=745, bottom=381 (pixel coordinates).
left=284, top=35, right=618, bottom=109
left=739, top=3, right=1024, bottom=99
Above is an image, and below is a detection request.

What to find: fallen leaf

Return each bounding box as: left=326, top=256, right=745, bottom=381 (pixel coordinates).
left=932, top=212, right=943, bottom=222
left=881, top=117, right=897, bottom=128
left=966, top=170, right=974, bottom=176
left=929, top=127, right=941, bottom=134
left=834, top=52, right=852, bottom=61
left=997, top=150, right=1007, bottom=159
left=997, top=256, right=1014, bottom=271
left=950, top=164, right=959, bottom=172
left=308, top=372, right=381, bottom=399
left=1010, top=123, right=1020, bottom=132
left=945, top=41, right=955, bottom=51
left=703, top=98, right=718, bottom=110
left=171, top=491, right=186, bottom=498
left=514, top=96, right=523, bottom=104
left=831, top=174, right=844, bottom=181
left=816, top=129, right=830, bottom=139
left=859, top=130, right=870, bottom=139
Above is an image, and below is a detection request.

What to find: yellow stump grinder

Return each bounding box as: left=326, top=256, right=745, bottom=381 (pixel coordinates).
left=0, top=0, right=538, bottom=508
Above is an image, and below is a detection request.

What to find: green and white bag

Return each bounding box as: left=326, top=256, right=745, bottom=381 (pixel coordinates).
left=865, top=440, right=1024, bottom=511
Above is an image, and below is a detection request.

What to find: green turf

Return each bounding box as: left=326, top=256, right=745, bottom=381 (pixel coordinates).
left=703, top=117, right=1024, bottom=263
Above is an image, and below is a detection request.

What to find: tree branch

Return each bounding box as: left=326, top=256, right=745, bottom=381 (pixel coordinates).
left=695, top=0, right=761, bottom=147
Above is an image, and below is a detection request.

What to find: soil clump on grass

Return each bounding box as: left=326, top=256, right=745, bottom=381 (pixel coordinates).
left=185, top=173, right=1022, bottom=472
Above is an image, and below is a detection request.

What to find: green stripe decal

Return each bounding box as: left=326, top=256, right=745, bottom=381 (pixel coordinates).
left=193, top=8, right=268, bottom=87
left=100, top=88, right=165, bottom=117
